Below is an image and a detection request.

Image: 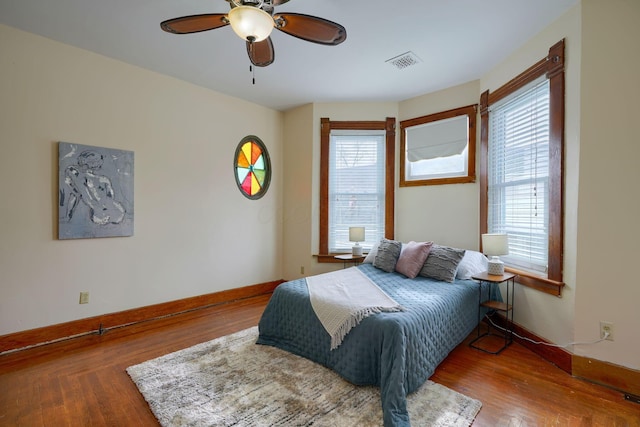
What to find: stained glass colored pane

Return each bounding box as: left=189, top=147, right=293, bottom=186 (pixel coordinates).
left=234, top=135, right=270, bottom=200
left=241, top=172, right=253, bottom=195
left=237, top=167, right=250, bottom=183
left=237, top=150, right=250, bottom=168
left=251, top=142, right=262, bottom=164
left=241, top=142, right=253, bottom=164
left=251, top=172, right=261, bottom=194
left=253, top=154, right=265, bottom=171
left=253, top=169, right=266, bottom=186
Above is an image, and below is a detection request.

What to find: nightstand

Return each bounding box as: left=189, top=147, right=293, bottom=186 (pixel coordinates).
left=469, top=271, right=516, bottom=354
left=334, top=254, right=365, bottom=268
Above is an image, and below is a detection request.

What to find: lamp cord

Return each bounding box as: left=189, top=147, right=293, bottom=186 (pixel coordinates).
left=484, top=314, right=610, bottom=348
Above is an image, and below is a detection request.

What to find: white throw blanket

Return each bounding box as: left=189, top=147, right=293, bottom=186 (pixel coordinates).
left=306, top=267, right=404, bottom=350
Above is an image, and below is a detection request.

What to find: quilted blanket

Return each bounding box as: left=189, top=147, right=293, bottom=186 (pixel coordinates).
left=257, top=264, right=497, bottom=427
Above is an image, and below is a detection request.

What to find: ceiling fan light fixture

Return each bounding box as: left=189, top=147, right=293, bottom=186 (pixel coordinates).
left=228, top=6, right=274, bottom=42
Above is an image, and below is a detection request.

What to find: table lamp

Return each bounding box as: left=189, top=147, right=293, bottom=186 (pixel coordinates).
left=349, top=226, right=365, bottom=256
left=482, top=233, right=509, bottom=275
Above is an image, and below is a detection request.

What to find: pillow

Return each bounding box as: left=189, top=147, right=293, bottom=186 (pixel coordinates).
left=362, top=241, right=380, bottom=264
left=373, top=238, right=402, bottom=273
left=395, top=241, right=433, bottom=278
left=456, top=250, right=488, bottom=280
left=419, top=244, right=466, bottom=282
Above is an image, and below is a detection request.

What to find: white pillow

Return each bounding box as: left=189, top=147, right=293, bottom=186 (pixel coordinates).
left=455, top=250, right=488, bottom=279
left=362, top=241, right=380, bottom=263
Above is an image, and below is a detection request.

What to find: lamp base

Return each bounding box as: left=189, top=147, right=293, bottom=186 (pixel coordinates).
left=487, top=257, right=504, bottom=275
left=352, top=245, right=363, bottom=256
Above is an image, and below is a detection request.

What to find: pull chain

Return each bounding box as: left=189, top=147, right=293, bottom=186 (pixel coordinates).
left=247, top=38, right=256, bottom=85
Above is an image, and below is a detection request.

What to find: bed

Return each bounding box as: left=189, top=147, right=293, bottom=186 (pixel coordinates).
left=257, top=245, right=496, bottom=427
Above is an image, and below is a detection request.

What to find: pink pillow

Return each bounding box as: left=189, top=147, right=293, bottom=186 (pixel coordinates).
left=395, top=241, right=433, bottom=278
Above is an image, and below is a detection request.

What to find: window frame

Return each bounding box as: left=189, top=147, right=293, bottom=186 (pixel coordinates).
left=480, top=39, right=565, bottom=296
left=400, top=105, right=477, bottom=187
left=318, top=118, right=395, bottom=261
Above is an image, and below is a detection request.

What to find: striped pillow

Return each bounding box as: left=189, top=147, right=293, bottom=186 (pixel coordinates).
left=373, top=238, right=402, bottom=273
left=419, top=244, right=466, bottom=282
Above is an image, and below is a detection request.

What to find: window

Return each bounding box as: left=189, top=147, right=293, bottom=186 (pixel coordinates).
left=480, top=40, right=565, bottom=296
left=319, top=118, right=395, bottom=259
left=488, top=79, right=549, bottom=274
left=234, top=135, right=271, bottom=200
left=400, top=105, right=477, bottom=186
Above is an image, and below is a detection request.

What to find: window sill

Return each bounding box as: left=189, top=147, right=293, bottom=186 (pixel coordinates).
left=505, top=267, right=565, bottom=297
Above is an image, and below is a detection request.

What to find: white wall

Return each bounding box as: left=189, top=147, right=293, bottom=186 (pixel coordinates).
left=0, top=25, right=283, bottom=336
left=574, top=0, right=640, bottom=370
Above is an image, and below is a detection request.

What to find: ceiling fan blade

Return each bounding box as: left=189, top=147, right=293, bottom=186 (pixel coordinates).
left=247, top=37, right=275, bottom=67
left=160, top=14, right=229, bottom=34
left=273, top=13, right=346, bottom=46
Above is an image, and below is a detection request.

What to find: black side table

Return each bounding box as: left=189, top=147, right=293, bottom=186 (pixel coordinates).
left=469, top=271, right=517, bottom=354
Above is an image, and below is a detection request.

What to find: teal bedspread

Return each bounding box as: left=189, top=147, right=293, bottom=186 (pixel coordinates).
left=257, top=264, right=496, bottom=426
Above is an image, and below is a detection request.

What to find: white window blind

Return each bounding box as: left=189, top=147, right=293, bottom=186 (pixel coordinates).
left=488, top=78, right=550, bottom=274
left=329, top=131, right=385, bottom=252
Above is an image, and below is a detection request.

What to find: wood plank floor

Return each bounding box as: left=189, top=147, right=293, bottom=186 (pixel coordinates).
left=1, top=294, right=638, bottom=426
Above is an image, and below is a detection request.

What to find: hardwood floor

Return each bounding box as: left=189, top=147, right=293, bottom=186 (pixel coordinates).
left=1, top=294, right=638, bottom=426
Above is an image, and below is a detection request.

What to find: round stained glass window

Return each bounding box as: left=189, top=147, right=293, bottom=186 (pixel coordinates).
left=234, top=135, right=271, bottom=200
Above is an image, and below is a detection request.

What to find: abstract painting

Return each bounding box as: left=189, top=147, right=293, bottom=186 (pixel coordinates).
left=58, top=142, right=134, bottom=239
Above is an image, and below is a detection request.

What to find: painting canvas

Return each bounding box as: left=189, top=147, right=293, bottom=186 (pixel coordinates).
left=58, top=142, right=134, bottom=239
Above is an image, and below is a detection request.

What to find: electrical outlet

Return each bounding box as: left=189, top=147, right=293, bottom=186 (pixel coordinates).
left=600, top=321, right=614, bottom=341
left=300, top=266, right=305, bottom=275
left=79, top=292, right=89, bottom=304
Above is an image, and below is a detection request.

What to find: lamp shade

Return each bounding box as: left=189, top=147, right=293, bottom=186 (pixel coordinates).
left=228, top=6, right=274, bottom=42
left=349, top=227, right=365, bottom=256
left=482, top=233, right=509, bottom=256
left=482, top=233, right=508, bottom=275
left=349, top=227, right=365, bottom=242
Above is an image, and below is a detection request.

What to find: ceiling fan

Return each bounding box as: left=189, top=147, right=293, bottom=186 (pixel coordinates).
left=160, top=0, right=347, bottom=67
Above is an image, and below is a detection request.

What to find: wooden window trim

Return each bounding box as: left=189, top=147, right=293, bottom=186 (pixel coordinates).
left=480, top=39, right=566, bottom=296
left=319, top=118, right=395, bottom=259
left=399, top=104, right=477, bottom=187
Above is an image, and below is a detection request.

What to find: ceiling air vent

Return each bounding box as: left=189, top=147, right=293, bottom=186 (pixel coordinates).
left=386, top=51, right=422, bottom=70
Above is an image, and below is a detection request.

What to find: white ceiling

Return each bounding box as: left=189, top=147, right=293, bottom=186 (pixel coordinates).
left=0, top=0, right=577, bottom=111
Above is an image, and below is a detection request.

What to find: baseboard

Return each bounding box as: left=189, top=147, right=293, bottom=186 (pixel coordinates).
left=489, top=314, right=640, bottom=397
left=487, top=314, right=572, bottom=374
left=572, top=355, right=640, bottom=397
left=0, top=279, right=283, bottom=354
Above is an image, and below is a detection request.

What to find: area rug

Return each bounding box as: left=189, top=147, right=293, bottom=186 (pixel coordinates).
left=127, top=327, right=481, bottom=427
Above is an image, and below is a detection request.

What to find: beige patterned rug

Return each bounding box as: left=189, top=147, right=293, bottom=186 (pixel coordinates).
left=127, top=327, right=481, bottom=427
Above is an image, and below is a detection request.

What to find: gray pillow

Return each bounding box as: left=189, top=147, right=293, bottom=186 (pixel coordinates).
left=373, top=238, right=402, bottom=273
left=419, top=244, right=466, bottom=282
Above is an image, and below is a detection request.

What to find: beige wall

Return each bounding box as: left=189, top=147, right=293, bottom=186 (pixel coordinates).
left=281, top=102, right=399, bottom=280
left=3, top=0, right=638, bottom=373
left=281, top=104, right=314, bottom=280
left=574, top=0, right=640, bottom=370
left=0, top=25, right=283, bottom=336
left=397, top=81, right=481, bottom=249
left=282, top=2, right=640, bottom=371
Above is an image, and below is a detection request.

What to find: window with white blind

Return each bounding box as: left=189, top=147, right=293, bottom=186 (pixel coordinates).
left=319, top=118, right=395, bottom=259
left=400, top=104, right=477, bottom=187
left=488, top=78, right=550, bottom=274
left=328, top=131, right=386, bottom=252
left=480, top=39, right=565, bottom=296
